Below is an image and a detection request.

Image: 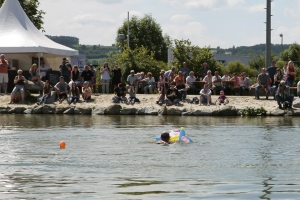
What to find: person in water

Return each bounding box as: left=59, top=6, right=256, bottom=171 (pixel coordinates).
left=156, top=131, right=171, bottom=145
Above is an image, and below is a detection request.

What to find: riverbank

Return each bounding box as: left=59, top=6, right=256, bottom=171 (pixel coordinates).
left=0, top=93, right=300, bottom=116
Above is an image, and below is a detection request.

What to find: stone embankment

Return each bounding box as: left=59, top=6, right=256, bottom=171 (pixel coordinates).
left=1, top=93, right=300, bottom=116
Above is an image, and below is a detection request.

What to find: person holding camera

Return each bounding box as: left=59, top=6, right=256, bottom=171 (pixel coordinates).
left=165, top=82, right=180, bottom=106
left=275, top=80, right=294, bottom=109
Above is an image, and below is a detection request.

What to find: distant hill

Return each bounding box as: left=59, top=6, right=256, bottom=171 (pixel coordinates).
left=46, top=35, right=290, bottom=63
left=213, top=44, right=290, bottom=56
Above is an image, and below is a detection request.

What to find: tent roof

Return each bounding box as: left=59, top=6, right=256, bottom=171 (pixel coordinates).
left=0, top=0, right=78, bottom=56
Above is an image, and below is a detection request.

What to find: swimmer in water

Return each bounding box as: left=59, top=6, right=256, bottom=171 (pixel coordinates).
left=156, top=131, right=171, bottom=145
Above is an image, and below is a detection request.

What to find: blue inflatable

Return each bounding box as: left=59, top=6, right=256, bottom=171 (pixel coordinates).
left=156, top=127, right=193, bottom=143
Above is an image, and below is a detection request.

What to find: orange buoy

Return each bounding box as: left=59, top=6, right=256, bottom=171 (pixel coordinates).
left=60, top=141, right=66, bottom=149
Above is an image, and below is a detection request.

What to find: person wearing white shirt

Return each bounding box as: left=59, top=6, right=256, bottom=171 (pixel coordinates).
left=39, top=61, right=51, bottom=81
left=142, top=72, right=156, bottom=94
left=199, top=84, right=212, bottom=106
left=186, top=71, right=196, bottom=94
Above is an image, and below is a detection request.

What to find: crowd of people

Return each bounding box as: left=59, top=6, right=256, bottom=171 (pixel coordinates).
left=1, top=55, right=299, bottom=109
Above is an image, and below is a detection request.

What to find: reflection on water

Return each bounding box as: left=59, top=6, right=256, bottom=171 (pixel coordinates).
left=0, top=115, right=299, bottom=199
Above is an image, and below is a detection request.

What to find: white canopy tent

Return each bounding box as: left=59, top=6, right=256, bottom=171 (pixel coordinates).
left=0, top=0, right=78, bottom=70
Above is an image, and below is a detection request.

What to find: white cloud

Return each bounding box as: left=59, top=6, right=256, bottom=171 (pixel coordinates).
left=93, top=0, right=123, bottom=4
left=247, top=4, right=265, bottom=12
left=184, top=0, right=244, bottom=10
left=170, top=14, right=193, bottom=24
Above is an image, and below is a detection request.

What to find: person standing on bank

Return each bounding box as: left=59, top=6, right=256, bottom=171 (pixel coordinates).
left=266, top=61, right=278, bottom=86
left=180, top=62, right=190, bottom=79
left=100, top=62, right=110, bottom=93
left=0, top=54, right=9, bottom=94
left=112, top=62, right=122, bottom=89
left=59, top=58, right=71, bottom=83
left=286, top=61, right=296, bottom=91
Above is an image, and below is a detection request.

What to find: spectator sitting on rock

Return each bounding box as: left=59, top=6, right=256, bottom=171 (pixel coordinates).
left=186, top=71, right=196, bottom=94
left=203, top=70, right=213, bottom=90
left=54, top=76, right=68, bottom=104
left=221, top=71, right=231, bottom=95
left=69, top=82, right=80, bottom=104
left=142, top=72, right=155, bottom=94
left=29, top=63, right=43, bottom=86
left=216, top=90, right=229, bottom=105
left=9, top=69, right=27, bottom=104
left=82, top=81, right=92, bottom=102
left=165, top=82, right=180, bottom=106
left=176, top=79, right=187, bottom=101
left=276, top=80, right=294, bottom=109
left=39, top=60, right=51, bottom=81
left=199, top=84, right=212, bottom=106
left=37, top=80, right=52, bottom=105
left=255, top=68, right=271, bottom=100
left=126, top=70, right=138, bottom=94
left=174, top=71, right=186, bottom=85
left=212, top=71, right=223, bottom=95
left=127, top=85, right=139, bottom=105
left=70, top=65, right=82, bottom=88
left=239, top=72, right=250, bottom=95
left=81, top=65, right=94, bottom=86
left=112, top=83, right=127, bottom=103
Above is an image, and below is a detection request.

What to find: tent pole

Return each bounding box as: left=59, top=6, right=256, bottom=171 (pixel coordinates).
left=38, top=52, right=41, bottom=75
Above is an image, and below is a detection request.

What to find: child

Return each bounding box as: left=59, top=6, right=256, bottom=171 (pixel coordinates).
left=156, top=131, right=171, bottom=145
left=127, top=85, right=138, bottom=105
left=69, top=82, right=80, bottom=104
left=216, top=90, right=229, bottom=105
left=82, top=81, right=91, bottom=102
left=37, top=80, right=52, bottom=105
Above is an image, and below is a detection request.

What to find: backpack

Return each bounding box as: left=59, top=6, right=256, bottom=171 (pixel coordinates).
left=190, top=97, right=199, bottom=104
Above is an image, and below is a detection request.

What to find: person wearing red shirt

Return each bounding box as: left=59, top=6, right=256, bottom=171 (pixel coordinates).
left=0, top=54, right=9, bottom=94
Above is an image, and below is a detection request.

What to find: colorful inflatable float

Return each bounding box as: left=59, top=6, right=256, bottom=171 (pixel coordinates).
left=156, top=127, right=193, bottom=143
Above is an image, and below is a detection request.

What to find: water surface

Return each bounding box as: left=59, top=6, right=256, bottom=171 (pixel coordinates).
left=0, top=115, right=299, bottom=199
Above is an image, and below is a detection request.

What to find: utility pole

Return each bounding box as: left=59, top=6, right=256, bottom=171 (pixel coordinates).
left=127, top=12, right=130, bottom=48
left=265, top=0, right=272, bottom=68
left=279, top=33, right=283, bottom=53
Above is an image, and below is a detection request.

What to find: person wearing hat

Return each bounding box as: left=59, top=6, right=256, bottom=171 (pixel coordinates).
left=275, top=80, right=294, bottom=109
left=40, top=60, right=51, bottom=81
left=54, top=76, right=68, bottom=103
left=0, top=54, right=9, bottom=94
left=9, top=69, right=27, bottom=104
left=59, top=57, right=71, bottom=83
left=126, top=70, right=138, bottom=93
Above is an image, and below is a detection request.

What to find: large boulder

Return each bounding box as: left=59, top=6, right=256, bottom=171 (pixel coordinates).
left=63, top=107, right=75, bottom=114
left=215, top=106, right=238, bottom=116
left=25, top=81, right=43, bottom=91
left=7, top=106, right=26, bottom=114
left=105, top=104, right=122, bottom=115
left=0, top=106, right=8, bottom=114
left=32, top=106, right=43, bottom=114
left=292, top=98, right=300, bottom=108
left=137, top=107, right=158, bottom=115
left=158, top=106, right=167, bottom=115
left=92, top=107, right=106, bottom=115
left=55, top=106, right=69, bottom=114
left=74, top=107, right=92, bottom=115
left=120, top=107, right=138, bottom=115
left=166, top=107, right=182, bottom=115
left=42, top=105, right=56, bottom=114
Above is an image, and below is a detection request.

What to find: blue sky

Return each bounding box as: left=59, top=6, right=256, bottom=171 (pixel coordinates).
left=39, top=0, right=300, bottom=48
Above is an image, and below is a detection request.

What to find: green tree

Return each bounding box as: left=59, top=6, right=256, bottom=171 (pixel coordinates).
left=0, top=0, right=45, bottom=31
left=116, top=14, right=168, bottom=62
left=172, top=39, right=222, bottom=77
left=107, top=46, right=167, bottom=82
left=280, top=43, right=300, bottom=67
left=225, top=61, right=258, bottom=79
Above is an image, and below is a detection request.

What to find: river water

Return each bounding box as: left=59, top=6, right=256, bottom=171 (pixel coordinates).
left=0, top=115, right=299, bottom=199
